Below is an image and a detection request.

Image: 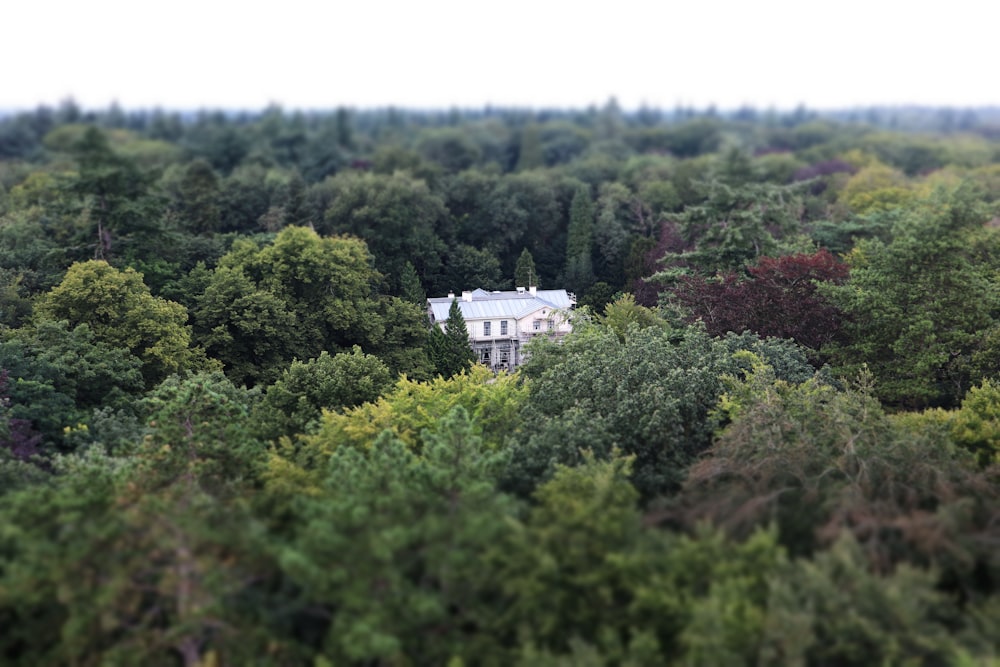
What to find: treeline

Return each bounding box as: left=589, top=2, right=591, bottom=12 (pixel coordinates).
left=0, top=103, right=998, bottom=665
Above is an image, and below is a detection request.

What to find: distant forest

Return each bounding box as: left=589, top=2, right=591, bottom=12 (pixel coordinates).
left=0, top=100, right=998, bottom=666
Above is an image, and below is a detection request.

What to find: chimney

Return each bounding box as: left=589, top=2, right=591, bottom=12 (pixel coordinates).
left=447, top=291, right=455, bottom=299
left=516, top=286, right=525, bottom=294
left=462, top=290, right=473, bottom=302
left=529, top=286, right=537, bottom=296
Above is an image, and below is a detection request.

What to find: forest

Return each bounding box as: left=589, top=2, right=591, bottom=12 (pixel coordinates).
left=0, top=99, right=998, bottom=665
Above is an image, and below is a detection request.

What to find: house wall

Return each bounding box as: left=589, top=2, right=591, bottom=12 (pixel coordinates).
left=464, top=308, right=571, bottom=342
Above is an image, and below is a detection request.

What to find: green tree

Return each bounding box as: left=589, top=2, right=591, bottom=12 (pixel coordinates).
left=398, top=260, right=425, bottom=306
left=35, top=260, right=205, bottom=386
left=680, top=358, right=995, bottom=573
left=564, top=184, right=595, bottom=293
left=191, top=264, right=297, bottom=387
left=514, top=247, right=538, bottom=288
left=175, top=158, right=221, bottom=233
left=265, top=366, right=527, bottom=495
left=277, top=407, right=515, bottom=665
left=251, top=347, right=392, bottom=441
left=663, top=181, right=805, bottom=274
left=357, top=294, right=434, bottom=380
left=0, top=320, right=144, bottom=452
left=0, top=441, right=280, bottom=665
left=195, top=227, right=430, bottom=385
left=761, top=534, right=964, bottom=666
left=444, top=243, right=506, bottom=291
left=516, top=123, right=544, bottom=171
left=508, top=322, right=815, bottom=500
left=321, top=172, right=448, bottom=294
left=68, top=126, right=164, bottom=261
left=476, top=173, right=563, bottom=285
left=429, top=299, right=476, bottom=378
left=822, top=188, right=1000, bottom=407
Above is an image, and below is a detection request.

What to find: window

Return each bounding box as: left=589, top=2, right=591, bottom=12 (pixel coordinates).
left=500, top=320, right=508, bottom=336
left=533, top=320, right=541, bottom=331
left=483, top=321, right=491, bottom=336
left=547, top=318, right=554, bottom=331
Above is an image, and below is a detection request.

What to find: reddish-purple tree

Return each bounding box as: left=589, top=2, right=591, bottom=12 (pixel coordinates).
left=671, top=250, right=848, bottom=351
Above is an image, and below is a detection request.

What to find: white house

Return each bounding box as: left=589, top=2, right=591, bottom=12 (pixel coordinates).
left=427, top=286, right=576, bottom=372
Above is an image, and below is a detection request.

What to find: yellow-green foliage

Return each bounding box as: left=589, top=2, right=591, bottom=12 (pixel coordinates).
left=838, top=162, right=914, bottom=214
left=315, top=365, right=527, bottom=452
left=950, top=379, right=1000, bottom=466
left=893, top=379, right=1000, bottom=467
left=264, top=365, right=528, bottom=495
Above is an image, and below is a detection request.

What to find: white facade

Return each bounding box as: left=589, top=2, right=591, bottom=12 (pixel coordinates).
left=427, top=287, right=575, bottom=371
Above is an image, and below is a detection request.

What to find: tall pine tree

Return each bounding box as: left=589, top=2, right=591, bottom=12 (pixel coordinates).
left=564, top=185, right=595, bottom=293
left=429, top=299, right=475, bottom=378
left=514, top=248, right=539, bottom=289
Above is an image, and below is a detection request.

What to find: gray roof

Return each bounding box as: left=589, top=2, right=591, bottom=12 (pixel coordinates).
left=428, top=288, right=574, bottom=322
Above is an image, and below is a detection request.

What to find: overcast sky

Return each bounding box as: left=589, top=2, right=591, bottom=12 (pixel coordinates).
left=4, top=0, right=996, bottom=112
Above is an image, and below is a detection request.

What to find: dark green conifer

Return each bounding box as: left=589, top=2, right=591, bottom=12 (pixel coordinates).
left=514, top=248, right=539, bottom=289
left=429, top=299, right=475, bottom=378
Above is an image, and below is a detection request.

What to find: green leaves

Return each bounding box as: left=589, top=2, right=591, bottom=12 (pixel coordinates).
left=510, top=321, right=815, bottom=499
left=822, top=187, right=1000, bottom=407
left=429, top=298, right=476, bottom=379
left=251, top=347, right=392, bottom=442
left=35, top=260, right=205, bottom=386
left=193, top=226, right=430, bottom=385
left=280, top=407, right=516, bottom=664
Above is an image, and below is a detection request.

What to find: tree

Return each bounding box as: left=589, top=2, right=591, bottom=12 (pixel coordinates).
left=670, top=249, right=848, bottom=353
left=443, top=244, right=505, bottom=292
left=398, top=260, right=425, bottom=306
left=251, top=347, right=392, bottom=441
left=357, top=295, right=434, bottom=380
left=514, top=247, right=538, bottom=288
left=0, top=439, right=279, bottom=665
left=34, top=260, right=205, bottom=386
left=174, top=158, right=221, bottom=233
left=321, top=172, right=448, bottom=295
left=429, top=299, right=475, bottom=378
left=761, top=535, right=965, bottom=666
left=659, top=181, right=805, bottom=275
left=597, top=293, right=668, bottom=342
left=67, top=126, right=164, bottom=261
left=677, top=358, right=996, bottom=575
left=507, top=322, right=816, bottom=500
left=474, top=173, right=564, bottom=286
left=0, top=320, right=144, bottom=453
left=821, top=188, right=1000, bottom=407
left=416, top=127, right=482, bottom=173
left=139, top=371, right=265, bottom=492
left=516, top=123, right=544, bottom=171
left=276, top=408, right=515, bottom=665
left=564, top=184, right=595, bottom=292
left=191, top=264, right=298, bottom=387
left=266, top=365, right=527, bottom=495
left=193, top=227, right=430, bottom=385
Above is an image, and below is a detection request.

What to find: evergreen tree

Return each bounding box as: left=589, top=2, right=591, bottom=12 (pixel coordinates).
left=514, top=248, right=539, bottom=288
left=564, top=185, right=595, bottom=292
left=516, top=124, right=543, bottom=171
left=429, top=299, right=475, bottom=378
left=399, top=260, right=426, bottom=306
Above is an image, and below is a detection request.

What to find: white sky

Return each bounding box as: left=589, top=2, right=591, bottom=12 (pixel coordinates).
left=3, top=0, right=996, bottom=112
